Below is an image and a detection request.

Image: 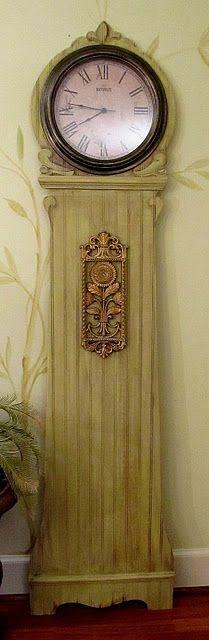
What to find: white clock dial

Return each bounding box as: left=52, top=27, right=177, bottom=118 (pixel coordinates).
left=54, top=57, right=154, bottom=161
left=41, top=46, right=167, bottom=174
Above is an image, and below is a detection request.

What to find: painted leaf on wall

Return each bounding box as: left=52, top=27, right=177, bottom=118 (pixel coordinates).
left=4, top=199, right=28, bottom=219
left=0, top=276, right=14, bottom=284
left=16, top=126, right=24, bottom=162
left=198, top=27, right=209, bottom=66
left=4, top=248, right=19, bottom=279
left=174, top=173, right=202, bottom=189
left=5, top=337, right=11, bottom=368
left=146, top=35, right=159, bottom=57
left=185, top=159, right=209, bottom=170
left=197, top=170, right=209, bottom=179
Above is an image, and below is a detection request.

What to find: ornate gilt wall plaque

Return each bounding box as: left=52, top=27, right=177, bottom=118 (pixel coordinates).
left=81, top=231, right=127, bottom=358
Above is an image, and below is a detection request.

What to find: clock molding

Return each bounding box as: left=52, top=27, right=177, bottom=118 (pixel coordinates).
left=29, top=22, right=175, bottom=614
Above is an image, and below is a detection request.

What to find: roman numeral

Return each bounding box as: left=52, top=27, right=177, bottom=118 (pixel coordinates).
left=100, top=142, right=108, bottom=158
left=129, top=86, right=143, bottom=97
left=77, top=134, right=90, bottom=153
left=59, top=106, right=74, bottom=115
left=120, top=141, right=129, bottom=153
left=134, top=106, right=149, bottom=114
left=129, top=125, right=141, bottom=136
left=118, top=70, right=127, bottom=84
left=63, top=120, right=78, bottom=136
left=64, top=88, right=78, bottom=96
left=97, top=64, right=109, bottom=80
left=78, top=68, right=91, bottom=85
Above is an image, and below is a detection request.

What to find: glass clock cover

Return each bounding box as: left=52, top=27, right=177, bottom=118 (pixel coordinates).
left=41, top=45, right=167, bottom=174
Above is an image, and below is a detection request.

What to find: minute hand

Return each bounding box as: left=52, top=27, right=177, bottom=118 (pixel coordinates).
left=78, top=108, right=111, bottom=126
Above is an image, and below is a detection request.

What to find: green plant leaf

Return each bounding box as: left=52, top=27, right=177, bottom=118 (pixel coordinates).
left=198, top=27, right=209, bottom=67
left=17, top=126, right=24, bottom=162
left=174, top=173, right=202, bottom=190
left=4, top=247, right=18, bottom=278
left=4, top=198, right=28, bottom=219
left=186, top=159, right=209, bottom=170
left=146, top=35, right=159, bottom=57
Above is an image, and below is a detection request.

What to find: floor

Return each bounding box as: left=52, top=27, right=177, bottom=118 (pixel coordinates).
left=1, top=589, right=209, bottom=639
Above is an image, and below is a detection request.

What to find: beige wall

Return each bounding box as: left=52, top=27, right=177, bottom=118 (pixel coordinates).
left=0, top=0, right=209, bottom=553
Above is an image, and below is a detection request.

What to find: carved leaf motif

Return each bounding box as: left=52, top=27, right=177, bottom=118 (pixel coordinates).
left=87, top=21, right=108, bottom=43
left=104, top=282, right=119, bottom=299
left=107, top=305, right=120, bottom=316
left=113, top=292, right=123, bottom=305
left=87, top=21, right=121, bottom=44
left=87, top=283, right=102, bottom=297
left=96, top=21, right=108, bottom=43
left=85, top=291, right=94, bottom=306
left=86, top=306, right=100, bottom=316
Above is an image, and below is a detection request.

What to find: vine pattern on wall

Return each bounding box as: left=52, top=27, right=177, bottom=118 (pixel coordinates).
left=0, top=128, right=49, bottom=403
left=0, top=23, right=209, bottom=403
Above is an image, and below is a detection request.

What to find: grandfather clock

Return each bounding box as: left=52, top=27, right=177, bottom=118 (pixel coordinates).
left=29, top=22, right=175, bottom=614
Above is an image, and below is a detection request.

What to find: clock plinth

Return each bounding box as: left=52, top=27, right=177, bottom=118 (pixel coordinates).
left=29, top=23, right=175, bottom=614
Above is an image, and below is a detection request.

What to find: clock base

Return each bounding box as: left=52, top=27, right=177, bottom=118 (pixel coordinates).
left=29, top=570, right=174, bottom=614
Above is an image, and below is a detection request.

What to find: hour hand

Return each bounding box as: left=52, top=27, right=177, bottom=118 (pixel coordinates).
left=70, top=103, right=115, bottom=113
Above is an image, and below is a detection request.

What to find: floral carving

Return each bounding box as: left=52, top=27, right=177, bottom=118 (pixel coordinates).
left=81, top=232, right=127, bottom=358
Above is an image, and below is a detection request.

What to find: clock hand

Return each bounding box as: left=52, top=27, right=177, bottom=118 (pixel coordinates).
left=78, top=108, right=109, bottom=125
left=70, top=103, right=116, bottom=113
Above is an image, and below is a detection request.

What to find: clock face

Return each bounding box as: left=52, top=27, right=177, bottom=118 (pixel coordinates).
left=41, top=46, right=167, bottom=174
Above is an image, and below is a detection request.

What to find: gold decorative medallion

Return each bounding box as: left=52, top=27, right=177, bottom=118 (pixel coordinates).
left=81, top=232, right=127, bottom=358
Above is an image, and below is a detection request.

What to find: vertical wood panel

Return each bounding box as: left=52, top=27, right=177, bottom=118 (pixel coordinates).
left=30, top=186, right=174, bottom=612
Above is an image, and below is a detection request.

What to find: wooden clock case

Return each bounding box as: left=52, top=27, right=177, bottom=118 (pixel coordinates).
left=29, top=21, right=175, bottom=614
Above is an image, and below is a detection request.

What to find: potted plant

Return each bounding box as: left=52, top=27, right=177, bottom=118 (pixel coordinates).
left=0, top=394, right=40, bottom=531
left=0, top=395, right=40, bottom=585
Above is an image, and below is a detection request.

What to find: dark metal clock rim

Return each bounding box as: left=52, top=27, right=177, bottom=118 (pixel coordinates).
left=41, top=44, right=168, bottom=175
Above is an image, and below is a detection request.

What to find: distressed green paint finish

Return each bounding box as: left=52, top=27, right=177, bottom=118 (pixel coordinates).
left=29, top=22, right=176, bottom=613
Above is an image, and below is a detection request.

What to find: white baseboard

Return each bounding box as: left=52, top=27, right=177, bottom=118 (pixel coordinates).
left=173, top=548, right=209, bottom=588
left=1, top=550, right=209, bottom=594
left=0, top=554, right=30, bottom=594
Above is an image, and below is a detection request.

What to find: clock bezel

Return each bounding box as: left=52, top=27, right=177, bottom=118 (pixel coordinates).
left=40, top=44, right=168, bottom=175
